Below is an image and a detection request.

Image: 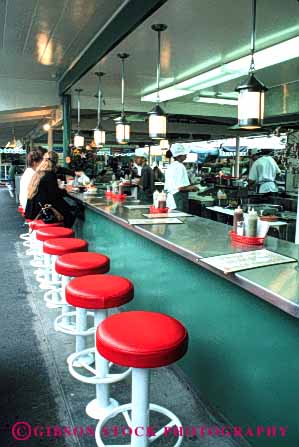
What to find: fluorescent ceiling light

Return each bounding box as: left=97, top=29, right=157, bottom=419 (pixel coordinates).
left=193, top=96, right=237, bottom=105
left=141, top=36, right=299, bottom=102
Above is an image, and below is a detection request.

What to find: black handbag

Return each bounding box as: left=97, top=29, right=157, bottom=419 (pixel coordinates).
left=37, top=203, right=64, bottom=224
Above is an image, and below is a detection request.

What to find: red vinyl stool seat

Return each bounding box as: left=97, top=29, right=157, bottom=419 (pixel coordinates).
left=30, top=219, right=64, bottom=231
left=55, top=252, right=110, bottom=277
left=66, top=274, right=133, bottom=309
left=96, top=311, right=188, bottom=368
left=36, top=227, right=74, bottom=242
left=66, top=274, right=134, bottom=420
left=54, top=253, right=111, bottom=343
left=95, top=311, right=188, bottom=447
left=41, top=236, right=86, bottom=309
left=18, top=205, right=24, bottom=213
left=43, top=237, right=87, bottom=255
left=25, top=220, right=63, bottom=257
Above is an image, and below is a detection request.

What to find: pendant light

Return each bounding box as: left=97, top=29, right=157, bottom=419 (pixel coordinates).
left=148, top=24, right=168, bottom=140
left=94, top=72, right=106, bottom=147
left=74, top=88, right=84, bottom=147
left=115, top=53, right=130, bottom=144
left=160, top=139, right=170, bottom=150
left=235, top=0, right=267, bottom=129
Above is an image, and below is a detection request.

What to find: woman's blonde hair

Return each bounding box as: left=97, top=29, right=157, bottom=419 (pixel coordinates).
left=27, top=158, right=54, bottom=199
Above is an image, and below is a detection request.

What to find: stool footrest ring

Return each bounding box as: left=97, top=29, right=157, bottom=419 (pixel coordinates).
left=68, top=348, right=131, bottom=385
left=95, top=403, right=183, bottom=447
left=54, top=311, right=95, bottom=335
left=44, top=288, right=63, bottom=308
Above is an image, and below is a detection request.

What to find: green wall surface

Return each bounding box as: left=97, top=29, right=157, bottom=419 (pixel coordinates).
left=77, top=209, right=299, bottom=447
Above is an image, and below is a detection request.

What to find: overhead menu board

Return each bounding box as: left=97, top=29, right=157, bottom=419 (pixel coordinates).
left=201, top=249, right=296, bottom=274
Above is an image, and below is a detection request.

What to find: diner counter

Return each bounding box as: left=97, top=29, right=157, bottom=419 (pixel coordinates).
left=69, top=192, right=299, bottom=318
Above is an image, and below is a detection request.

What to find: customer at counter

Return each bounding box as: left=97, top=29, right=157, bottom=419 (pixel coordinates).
left=25, top=152, right=75, bottom=228
left=134, top=148, right=154, bottom=203
left=165, top=143, right=199, bottom=212
left=248, top=149, right=281, bottom=196
left=19, top=148, right=46, bottom=210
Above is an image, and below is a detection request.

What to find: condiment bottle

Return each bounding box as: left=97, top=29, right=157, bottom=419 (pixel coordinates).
left=158, top=191, right=167, bottom=209
left=247, top=208, right=258, bottom=237
left=153, top=190, right=159, bottom=208
left=233, top=206, right=244, bottom=233
left=236, top=221, right=244, bottom=236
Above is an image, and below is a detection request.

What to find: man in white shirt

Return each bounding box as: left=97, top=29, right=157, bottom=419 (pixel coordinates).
left=248, top=149, right=281, bottom=195
left=165, top=143, right=198, bottom=211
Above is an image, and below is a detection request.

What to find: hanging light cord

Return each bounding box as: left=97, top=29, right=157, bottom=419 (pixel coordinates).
left=156, top=30, right=161, bottom=103
left=249, top=0, right=257, bottom=73
left=76, top=89, right=82, bottom=133
left=121, top=57, right=125, bottom=117
left=96, top=75, right=102, bottom=129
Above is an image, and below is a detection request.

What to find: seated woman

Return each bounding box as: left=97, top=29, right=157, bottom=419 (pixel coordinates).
left=19, top=148, right=45, bottom=210
left=25, top=154, right=75, bottom=228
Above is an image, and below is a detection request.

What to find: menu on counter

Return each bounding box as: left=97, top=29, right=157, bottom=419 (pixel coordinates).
left=142, top=212, right=193, bottom=218
left=128, top=218, right=183, bottom=225
left=124, top=205, right=150, bottom=209
left=201, top=249, right=296, bottom=274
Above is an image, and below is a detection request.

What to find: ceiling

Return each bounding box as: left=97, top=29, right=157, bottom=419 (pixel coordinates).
left=0, top=0, right=124, bottom=81
left=74, top=0, right=299, bottom=118
left=0, top=0, right=298, bottom=144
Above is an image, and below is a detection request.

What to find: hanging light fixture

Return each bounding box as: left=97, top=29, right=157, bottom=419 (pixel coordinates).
left=115, top=53, right=130, bottom=144
left=235, top=0, right=267, bottom=129
left=148, top=24, right=168, bottom=140
left=159, top=139, right=170, bottom=150
left=94, top=72, right=106, bottom=147
left=74, top=88, right=84, bottom=147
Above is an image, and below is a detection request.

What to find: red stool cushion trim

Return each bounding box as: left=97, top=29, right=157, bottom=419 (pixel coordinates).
left=96, top=311, right=188, bottom=368
left=30, top=220, right=64, bottom=231
left=66, top=274, right=134, bottom=310
left=55, top=252, right=110, bottom=277
left=36, top=227, right=74, bottom=241
left=18, top=206, right=24, bottom=213
left=43, top=238, right=88, bottom=256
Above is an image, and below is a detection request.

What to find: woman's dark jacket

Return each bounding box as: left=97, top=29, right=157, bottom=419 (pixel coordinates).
left=25, top=171, right=74, bottom=227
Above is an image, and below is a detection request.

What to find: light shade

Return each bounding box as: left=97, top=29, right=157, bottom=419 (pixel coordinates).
left=43, top=123, right=51, bottom=131
left=236, top=74, right=268, bottom=129
left=94, top=128, right=106, bottom=146
left=115, top=117, right=130, bottom=144
left=159, top=139, right=169, bottom=150
left=74, top=134, right=85, bottom=148
left=148, top=104, right=167, bottom=139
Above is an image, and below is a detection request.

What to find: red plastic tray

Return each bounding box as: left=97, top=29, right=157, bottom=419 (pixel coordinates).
left=112, top=193, right=127, bottom=200
left=229, top=231, right=265, bottom=246
left=149, top=206, right=169, bottom=214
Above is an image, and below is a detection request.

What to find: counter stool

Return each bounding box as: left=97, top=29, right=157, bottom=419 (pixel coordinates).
left=95, top=311, right=188, bottom=447
left=66, top=274, right=134, bottom=419
left=27, top=220, right=64, bottom=259
left=54, top=252, right=110, bottom=365
left=42, top=237, right=88, bottom=308
left=34, top=227, right=74, bottom=290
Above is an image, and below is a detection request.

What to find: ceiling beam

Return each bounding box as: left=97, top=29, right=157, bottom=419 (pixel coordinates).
left=58, top=0, right=168, bottom=95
